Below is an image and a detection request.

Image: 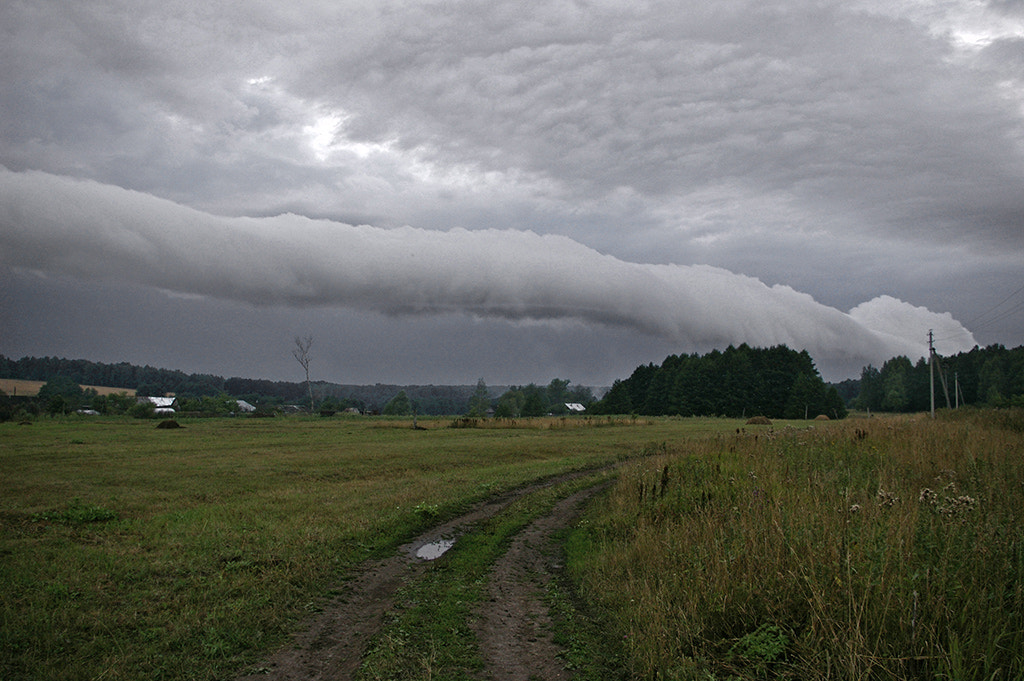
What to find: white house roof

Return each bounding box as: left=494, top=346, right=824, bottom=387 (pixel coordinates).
left=565, top=402, right=586, bottom=412
left=235, top=400, right=256, bottom=412
left=141, top=396, right=177, bottom=408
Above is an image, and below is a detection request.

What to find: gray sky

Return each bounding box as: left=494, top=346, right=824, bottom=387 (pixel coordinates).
left=2, top=0, right=1022, bottom=387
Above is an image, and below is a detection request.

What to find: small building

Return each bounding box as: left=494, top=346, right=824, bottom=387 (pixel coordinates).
left=138, top=396, right=177, bottom=415
left=565, top=402, right=586, bottom=413
left=235, top=400, right=256, bottom=413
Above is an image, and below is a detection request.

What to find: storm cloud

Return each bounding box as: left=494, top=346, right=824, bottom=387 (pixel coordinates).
left=1, top=168, right=974, bottom=371
left=1, top=0, right=1021, bottom=385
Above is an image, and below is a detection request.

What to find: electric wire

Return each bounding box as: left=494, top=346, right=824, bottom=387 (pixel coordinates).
left=934, top=282, right=1024, bottom=344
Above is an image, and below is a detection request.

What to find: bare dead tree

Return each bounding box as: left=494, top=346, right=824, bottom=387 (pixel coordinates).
left=292, top=335, right=314, bottom=413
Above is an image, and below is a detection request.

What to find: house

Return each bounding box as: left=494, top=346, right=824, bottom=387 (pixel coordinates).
left=565, top=402, right=586, bottom=413
left=138, top=396, right=177, bottom=415
left=235, top=400, right=256, bottom=413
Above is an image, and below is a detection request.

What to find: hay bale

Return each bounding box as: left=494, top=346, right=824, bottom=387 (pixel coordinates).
left=746, top=415, right=772, bottom=425
left=156, top=419, right=182, bottom=429
left=814, top=414, right=830, bottom=421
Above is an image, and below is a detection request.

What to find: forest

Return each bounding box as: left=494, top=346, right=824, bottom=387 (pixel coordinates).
left=589, top=344, right=847, bottom=419
left=3, top=343, right=1024, bottom=419
left=0, top=354, right=488, bottom=415
left=853, top=343, right=1024, bottom=412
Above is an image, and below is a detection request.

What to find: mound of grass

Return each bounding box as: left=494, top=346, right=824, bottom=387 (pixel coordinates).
left=32, top=498, right=119, bottom=525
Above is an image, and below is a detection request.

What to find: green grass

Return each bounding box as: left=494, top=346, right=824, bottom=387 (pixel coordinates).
left=0, top=414, right=740, bottom=680
left=12, top=412, right=1011, bottom=680
left=565, top=409, right=1024, bottom=680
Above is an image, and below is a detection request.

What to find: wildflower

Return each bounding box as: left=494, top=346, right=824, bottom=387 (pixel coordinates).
left=849, top=504, right=861, bottom=513
left=877, top=490, right=900, bottom=507
left=940, top=495, right=977, bottom=517
left=918, top=488, right=937, bottom=504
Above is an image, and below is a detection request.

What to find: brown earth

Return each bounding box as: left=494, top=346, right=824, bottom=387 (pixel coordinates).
left=0, top=378, right=137, bottom=397
left=472, top=483, right=607, bottom=681
left=236, top=471, right=609, bottom=681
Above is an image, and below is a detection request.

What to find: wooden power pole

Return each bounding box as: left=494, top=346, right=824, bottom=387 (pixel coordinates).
left=929, top=329, right=935, bottom=419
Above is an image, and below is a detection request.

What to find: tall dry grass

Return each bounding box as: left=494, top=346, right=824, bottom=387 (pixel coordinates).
left=568, top=410, right=1024, bottom=680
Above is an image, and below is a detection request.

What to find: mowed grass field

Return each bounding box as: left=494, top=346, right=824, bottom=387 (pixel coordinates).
left=0, top=414, right=736, bottom=680
left=2, top=411, right=1022, bottom=680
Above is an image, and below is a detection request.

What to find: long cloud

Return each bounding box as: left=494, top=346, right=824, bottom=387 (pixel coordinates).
left=0, top=167, right=976, bottom=369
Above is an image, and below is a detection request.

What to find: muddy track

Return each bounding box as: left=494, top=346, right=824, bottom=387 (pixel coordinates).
left=471, top=483, right=607, bottom=681
left=236, top=469, right=609, bottom=681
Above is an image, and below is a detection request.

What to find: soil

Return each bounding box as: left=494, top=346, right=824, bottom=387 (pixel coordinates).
left=236, top=471, right=607, bottom=681
left=471, top=484, right=606, bottom=681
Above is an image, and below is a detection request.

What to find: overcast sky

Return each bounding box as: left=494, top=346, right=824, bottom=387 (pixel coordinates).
left=2, top=0, right=1022, bottom=387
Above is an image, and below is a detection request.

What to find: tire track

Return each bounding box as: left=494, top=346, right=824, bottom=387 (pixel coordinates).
left=235, top=469, right=609, bottom=681
left=472, top=483, right=608, bottom=681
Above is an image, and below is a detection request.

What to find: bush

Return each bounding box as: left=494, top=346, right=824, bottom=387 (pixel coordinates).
left=129, top=401, right=156, bottom=419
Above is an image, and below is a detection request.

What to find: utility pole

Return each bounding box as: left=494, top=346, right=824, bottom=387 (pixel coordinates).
left=929, top=329, right=935, bottom=419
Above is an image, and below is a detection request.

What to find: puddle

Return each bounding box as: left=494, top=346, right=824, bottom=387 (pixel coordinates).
left=415, top=538, right=455, bottom=560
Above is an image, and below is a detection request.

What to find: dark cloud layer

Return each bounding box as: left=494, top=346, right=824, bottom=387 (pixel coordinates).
left=1, top=168, right=975, bottom=378
left=1, top=0, right=1022, bottom=385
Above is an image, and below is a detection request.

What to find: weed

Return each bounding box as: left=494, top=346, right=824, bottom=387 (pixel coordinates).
left=32, top=498, right=119, bottom=525
left=412, top=502, right=440, bottom=519
left=728, top=624, right=789, bottom=676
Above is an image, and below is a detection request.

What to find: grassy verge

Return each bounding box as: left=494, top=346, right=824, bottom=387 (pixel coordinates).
left=546, top=523, right=628, bottom=681
left=1, top=414, right=742, bottom=680
left=565, top=409, right=1024, bottom=680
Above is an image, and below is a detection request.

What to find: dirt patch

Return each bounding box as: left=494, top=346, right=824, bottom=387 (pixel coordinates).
left=236, top=470, right=609, bottom=681
left=472, top=483, right=607, bottom=681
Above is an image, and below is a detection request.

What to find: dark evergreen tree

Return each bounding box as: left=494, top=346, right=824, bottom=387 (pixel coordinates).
left=591, top=345, right=839, bottom=418
left=382, top=390, right=412, bottom=415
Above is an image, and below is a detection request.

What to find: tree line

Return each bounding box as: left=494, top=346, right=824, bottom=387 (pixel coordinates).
left=589, top=344, right=847, bottom=419
left=0, top=354, right=585, bottom=417
left=6, top=343, right=1022, bottom=421
left=853, top=343, right=1024, bottom=412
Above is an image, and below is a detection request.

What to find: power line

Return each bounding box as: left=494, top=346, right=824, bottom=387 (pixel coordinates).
left=963, top=282, right=1024, bottom=335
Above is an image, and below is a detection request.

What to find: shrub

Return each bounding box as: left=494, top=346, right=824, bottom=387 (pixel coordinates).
left=129, top=401, right=156, bottom=419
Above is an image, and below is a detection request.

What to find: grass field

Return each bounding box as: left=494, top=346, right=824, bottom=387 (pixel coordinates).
left=0, top=414, right=739, bottom=680
left=2, top=411, right=1021, bottom=680
left=568, top=409, right=1024, bottom=680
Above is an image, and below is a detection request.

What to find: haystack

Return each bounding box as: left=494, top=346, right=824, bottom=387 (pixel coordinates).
left=746, top=416, right=772, bottom=425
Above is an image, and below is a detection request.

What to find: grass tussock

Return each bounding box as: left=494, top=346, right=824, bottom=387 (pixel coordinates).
left=567, top=410, right=1024, bottom=680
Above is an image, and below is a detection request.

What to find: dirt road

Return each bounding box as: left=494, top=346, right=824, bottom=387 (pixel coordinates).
left=236, top=472, right=607, bottom=681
